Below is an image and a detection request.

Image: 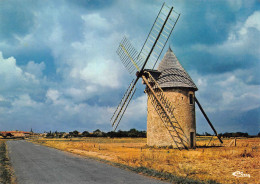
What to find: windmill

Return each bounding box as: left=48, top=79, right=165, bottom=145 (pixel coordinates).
left=111, top=3, right=223, bottom=150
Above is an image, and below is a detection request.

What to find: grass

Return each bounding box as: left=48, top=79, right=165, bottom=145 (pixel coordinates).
left=31, top=137, right=260, bottom=184
left=81, top=155, right=211, bottom=184
left=0, top=140, right=16, bottom=184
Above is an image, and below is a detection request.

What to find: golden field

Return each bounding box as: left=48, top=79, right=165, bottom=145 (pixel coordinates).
left=32, top=137, right=259, bottom=184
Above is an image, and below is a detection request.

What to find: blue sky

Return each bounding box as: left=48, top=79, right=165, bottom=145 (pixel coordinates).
left=0, top=0, right=259, bottom=134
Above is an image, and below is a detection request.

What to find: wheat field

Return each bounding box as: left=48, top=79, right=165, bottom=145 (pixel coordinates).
left=32, top=137, right=259, bottom=184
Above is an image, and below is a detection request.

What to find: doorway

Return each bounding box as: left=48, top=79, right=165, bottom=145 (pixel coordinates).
left=190, top=132, right=194, bottom=148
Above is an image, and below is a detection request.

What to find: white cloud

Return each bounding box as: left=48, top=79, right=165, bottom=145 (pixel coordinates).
left=217, top=75, right=236, bottom=87
left=25, top=61, right=45, bottom=77
left=189, top=11, right=260, bottom=116
left=197, top=77, right=207, bottom=88
left=125, top=95, right=147, bottom=117
left=240, top=11, right=260, bottom=34
left=194, top=70, right=260, bottom=113
left=12, top=94, right=37, bottom=107
left=0, top=52, right=22, bottom=80
left=65, top=88, right=85, bottom=101
left=46, top=89, right=60, bottom=103
left=192, top=11, right=260, bottom=59
left=0, top=3, right=131, bottom=131
left=109, top=94, right=147, bottom=130
left=0, top=52, right=40, bottom=92
left=81, top=13, right=111, bottom=30
left=78, top=58, right=120, bottom=88
left=226, top=0, right=243, bottom=11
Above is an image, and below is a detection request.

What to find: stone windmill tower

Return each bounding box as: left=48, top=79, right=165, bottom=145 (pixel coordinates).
left=147, top=47, right=198, bottom=148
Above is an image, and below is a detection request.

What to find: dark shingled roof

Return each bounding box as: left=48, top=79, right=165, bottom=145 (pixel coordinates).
left=157, top=48, right=198, bottom=91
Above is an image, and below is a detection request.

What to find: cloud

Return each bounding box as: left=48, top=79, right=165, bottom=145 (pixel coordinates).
left=46, top=89, right=60, bottom=103
left=12, top=94, right=38, bottom=107
left=0, top=0, right=35, bottom=41
left=24, top=61, right=45, bottom=77
left=180, top=10, right=260, bottom=134
left=196, top=71, right=260, bottom=111
left=193, top=66, right=260, bottom=134
left=81, top=13, right=111, bottom=31
left=110, top=94, right=147, bottom=131
left=240, top=11, right=260, bottom=34
left=192, top=11, right=260, bottom=59
left=0, top=51, right=117, bottom=132
left=78, top=58, right=120, bottom=88
left=0, top=52, right=41, bottom=93
left=125, top=95, right=147, bottom=118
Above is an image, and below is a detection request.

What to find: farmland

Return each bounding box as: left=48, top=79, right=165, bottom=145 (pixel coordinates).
left=32, top=137, right=259, bottom=184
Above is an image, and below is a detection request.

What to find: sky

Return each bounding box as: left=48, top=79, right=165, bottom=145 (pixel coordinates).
left=0, top=0, right=259, bottom=135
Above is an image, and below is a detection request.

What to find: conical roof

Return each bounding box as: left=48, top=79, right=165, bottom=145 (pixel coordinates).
left=157, top=48, right=198, bottom=90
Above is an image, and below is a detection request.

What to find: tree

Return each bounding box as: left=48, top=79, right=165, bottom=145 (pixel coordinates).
left=106, top=129, right=146, bottom=138
left=69, top=130, right=79, bottom=137
left=46, top=131, right=54, bottom=138
left=107, top=131, right=117, bottom=138
left=82, top=131, right=90, bottom=137
left=222, top=132, right=249, bottom=138
left=205, top=132, right=212, bottom=136
left=128, top=128, right=138, bottom=137
left=93, top=129, right=104, bottom=137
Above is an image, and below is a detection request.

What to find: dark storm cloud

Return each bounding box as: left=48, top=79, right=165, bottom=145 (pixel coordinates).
left=0, top=0, right=35, bottom=41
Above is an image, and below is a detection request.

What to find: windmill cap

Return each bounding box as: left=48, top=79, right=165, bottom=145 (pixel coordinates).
left=157, top=48, right=198, bottom=90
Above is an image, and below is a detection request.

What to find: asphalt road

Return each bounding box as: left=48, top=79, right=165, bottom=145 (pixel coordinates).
left=7, top=140, right=168, bottom=184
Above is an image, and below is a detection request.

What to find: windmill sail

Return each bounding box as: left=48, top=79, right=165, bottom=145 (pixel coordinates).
left=111, top=79, right=137, bottom=130
left=138, top=3, right=180, bottom=70
left=112, top=3, right=181, bottom=133
left=112, top=38, right=142, bottom=130
left=142, top=71, right=189, bottom=149
left=116, top=37, right=143, bottom=75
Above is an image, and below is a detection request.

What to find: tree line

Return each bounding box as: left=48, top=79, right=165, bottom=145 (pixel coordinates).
left=45, top=128, right=147, bottom=138
left=45, top=130, right=259, bottom=138
left=196, top=132, right=259, bottom=138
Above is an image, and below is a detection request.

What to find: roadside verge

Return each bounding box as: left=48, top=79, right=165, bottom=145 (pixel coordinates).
left=0, top=140, right=16, bottom=184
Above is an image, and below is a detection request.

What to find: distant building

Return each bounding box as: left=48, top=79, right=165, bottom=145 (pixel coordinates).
left=0, top=131, right=32, bottom=139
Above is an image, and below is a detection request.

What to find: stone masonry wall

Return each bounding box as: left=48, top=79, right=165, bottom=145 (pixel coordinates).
left=147, top=88, right=196, bottom=148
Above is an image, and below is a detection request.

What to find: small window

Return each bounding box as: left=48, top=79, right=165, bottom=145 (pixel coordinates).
left=189, top=94, right=193, bottom=104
